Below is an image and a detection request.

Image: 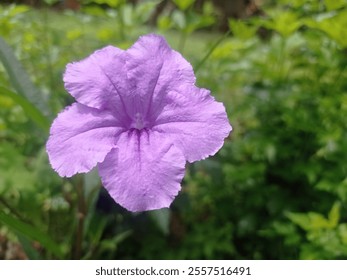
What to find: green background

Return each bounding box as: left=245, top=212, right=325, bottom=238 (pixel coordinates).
left=0, top=0, right=347, bottom=260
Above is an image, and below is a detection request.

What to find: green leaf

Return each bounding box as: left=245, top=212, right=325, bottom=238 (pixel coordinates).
left=305, top=10, right=347, bottom=47
left=338, top=224, right=347, bottom=245
left=185, top=12, right=215, bottom=33
left=286, top=212, right=311, bottom=231
left=173, top=0, right=195, bottom=11
left=17, top=234, right=41, bottom=260
left=328, top=202, right=341, bottom=228
left=134, top=0, right=160, bottom=23
left=229, top=19, right=257, bottom=40
left=0, top=86, right=49, bottom=131
left=149, top=208, right=170, bottom=235
left=121, top=5, right=133, bottom=26
left=172, top=10, right=186, bottom=29
left=0, top=211, right=65, bottom=259
left=157, top=15, right=173, bottom=30
left=0, top=142, right=36, bottom=194
left=287, top=209, right=338, bottom=231
left=265, top=11, right=302, bottom=37
left=0, top=36, right=49, bottom=116
left=85, top=0, right=125, bottom=8
left=99, top=230, right=132, bottom=252
left=82, top=6, right=107, bottom=17
left=307, top=212, right=332, bottom=229
left=6, top=4, right=30, bottom=17
left=324, top=0, right=346, bottom=11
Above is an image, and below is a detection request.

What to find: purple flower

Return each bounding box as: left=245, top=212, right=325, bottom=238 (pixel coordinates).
left=46, top=34, right=232, bottom=212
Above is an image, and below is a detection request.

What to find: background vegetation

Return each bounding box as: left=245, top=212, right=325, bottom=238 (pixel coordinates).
left=0, top=0, right=347, bottom=259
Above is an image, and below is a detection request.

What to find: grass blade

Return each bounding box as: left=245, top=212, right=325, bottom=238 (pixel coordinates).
left=0, top=86, right=49, bottom=132
left=0, top=211, right=65, bottom=259
left=0, top=36, right=49, bottom=116
left=17, top=233, right=42, bottom=260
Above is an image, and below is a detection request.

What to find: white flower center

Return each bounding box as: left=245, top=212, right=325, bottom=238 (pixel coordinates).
left=132, top=112, right=146, bottom=130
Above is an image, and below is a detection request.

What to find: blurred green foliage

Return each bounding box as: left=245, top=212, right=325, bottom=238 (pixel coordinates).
left=0, top=0, right=347, bottom=259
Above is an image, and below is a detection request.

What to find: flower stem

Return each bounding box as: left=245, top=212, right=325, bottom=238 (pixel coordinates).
left=178, top=32, right=188, bottom=53
left=73, top=175, right=86, bottom=259
left=194, top=30, right=231, bottom=74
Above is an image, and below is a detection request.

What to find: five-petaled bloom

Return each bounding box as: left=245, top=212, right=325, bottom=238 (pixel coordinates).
left=46, top=34, right=232, bottom=212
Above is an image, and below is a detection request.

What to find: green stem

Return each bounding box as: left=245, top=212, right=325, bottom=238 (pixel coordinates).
left=118, top=5, right=125, bottom=40
left=74, top=175, right=86, bottom=259
left=42, top=7, right=55, bottom=93
left=178, top=31, right=188, bottom=53
left=194, top=30, right=231, bottom=74
left=277, top=36, right=287, bottom=81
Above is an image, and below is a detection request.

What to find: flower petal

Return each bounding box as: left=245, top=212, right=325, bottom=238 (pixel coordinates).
left=63, top=46, right=132, bottom=126
left=98, top=130, right=185, bottom=212
left=124, top=34, right=196, bottom=124
left=153, top=86, right=232, bottom=162
left=46, top=103, right=124, bottom=177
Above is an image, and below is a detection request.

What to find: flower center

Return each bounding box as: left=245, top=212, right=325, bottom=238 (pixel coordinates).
left=131, top=112, right=147, bottom=130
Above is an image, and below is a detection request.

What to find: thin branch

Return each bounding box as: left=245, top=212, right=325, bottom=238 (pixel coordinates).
left=194, top=30, right=231, bottom=74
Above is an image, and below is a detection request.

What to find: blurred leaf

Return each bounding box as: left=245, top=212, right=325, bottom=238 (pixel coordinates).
left=4, top=4, right=30, bottom=17
left=0, top=86, right=49, bottom=131
left=134, top=0, right=159, bottom=23
left=0, top=211, right=64, bottom=259
left=173, top=0, right=195, bottom=11
left=0, top=36, right=49, bottom=116
left=96, top=27, right=115, bottom=41
left=0, top=94, right=14, bottom=108
left=66, top=29, right=83, bottom=40
left=82, top=6, right=107, bottom=16
left=185, top=12, right=215, bottom=33
left=99, top=230, right=132, bottom=252
left=83, top=168, right=100, bottom=200
left=306, top=213, right=331, bottom=230
left=0, top=3, right=30, bottom=38
left=229, top=19, right=257, bottom=40
left=43, top=0, right=60, bottom=5
left=328, top=202, right=341, bottom=228
left=265, top=11, right=302, bottom=37
left=122, top=5, right=133, bottom=26
left=149, top=208, right=170, bottom=235
left=83, top=169, right=102, bottom=235
left=85, top=0, right=125, bottom=8
left=338, top=224, right=347, bottom=245
left=287, top=212, right=329, bottom=231
left=157, top=15, right=173, bottom=30
left=17, top=234, right=41, bottom=260
left=211, top=40, right=245, bottom=60
left=0, top=142, right=36, bottom=194
left=305, top=10, right=347, bottom=47
left=324, top=0, right=346, bottom=11
left=286, top=212, right=309, bottom=231
left=172, top=10, right=186, bottom=29
left=82, top=215, right=108, bottom=259
left=278, top=0, right=306, bottom=8
left=287, top=204, right=341, bottom=232
left=202, top=1, right=214, bottom=14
